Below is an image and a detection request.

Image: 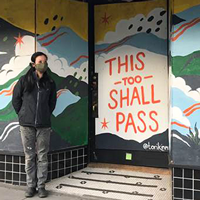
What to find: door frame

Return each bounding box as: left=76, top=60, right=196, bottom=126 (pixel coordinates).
left=88, top=0, right=170, bottom=168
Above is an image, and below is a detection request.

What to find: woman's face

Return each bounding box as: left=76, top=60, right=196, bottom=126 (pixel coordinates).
left=33, top=55, right=48, bottom=76
left=34, top=55, right=47, bottom=65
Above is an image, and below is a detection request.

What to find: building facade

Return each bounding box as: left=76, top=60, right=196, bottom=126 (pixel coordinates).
left=0, top=0, right=200, bottom=199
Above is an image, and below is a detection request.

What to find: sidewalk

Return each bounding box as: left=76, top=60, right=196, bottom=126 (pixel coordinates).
left=0, top=182, right=110, bottom=200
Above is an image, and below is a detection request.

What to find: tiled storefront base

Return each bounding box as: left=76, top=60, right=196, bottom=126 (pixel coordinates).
left=0, top=146, right=88, bottom=186
left=173, top=167, right=200, bottom=200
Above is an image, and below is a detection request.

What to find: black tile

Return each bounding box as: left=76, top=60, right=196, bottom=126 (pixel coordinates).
left=0, top=163, right=5, bottom=171
left=194, top=180, right=200, bottom=190
left=52, top=154, right=58, bottom=162
left=13, top=164, right=19, bottom=172
left=194, top=191, right=200, bottom=199
left=13, top=173, right=19, bottom=181
left=184, top=179, right=192, bottom=189
left=20, top=157, right=25, bottom=164
left=13, top=156, right=19, bottom=163
left=48, top=155, right=52, bottom=162
left=72, top=158, right=77, bottom=166
left=48, top=164, right=51, bottom=171
left=174, top=188, right=182, bottom=198
left=47, top=172, right=51, bottom=181
left=0, top=171, right=5, bottom=179
left=52, top=162, right=58, bottom=171
left=78, top=157, right=84, bottom=165
left=72, top=166, right=77, bottom=172
left=6, top=163, right=12, bottom=171
left=174, top=168, right=182, bottom=178
left=6, top=172, right=12, bottom=180
left=78, top=165, right=84, bottom=171
left=6, top=155, right=12, bottom=163
left=78, top=149, right=83, bottom=156
left=65, top=168, right=71, bottom=175
left=59, top=169, right=64, bottom=177
left=65, top=151, right=70, bottom=159
left=59, top=161, right=64, bottom=169
left=59, top=153, right=64, bottom=160
left=0, top=155, right=5, bottom=162
left=72, top=150, right=77, bottom=157
left=20, top=174, right=26, bottom=182
left=52, top=171, right=58, bottom=179
left=21, top=165, right=25, bottom=173
left=83, top=163, right=87, bottom=168
left=66, top=159, right=71, bottom=167
left=184, top=169, right=193, bottom=178
left=184, top=189, right=192, bottom=199
left=194, top=170, right=200, bottom=180
left=174, top=178, right=182, bottom=188
left=84, top=156, right=88, bottom=164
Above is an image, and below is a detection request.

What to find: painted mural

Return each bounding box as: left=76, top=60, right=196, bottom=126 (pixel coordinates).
left=95, top=0, right=169, bottom=151
left=171, top=0, right=200, bottom=166
left=0, top=0, right=88, bottom=152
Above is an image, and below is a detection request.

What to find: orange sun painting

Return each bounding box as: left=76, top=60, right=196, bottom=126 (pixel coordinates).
left=14, top=33, right=24, bottom=47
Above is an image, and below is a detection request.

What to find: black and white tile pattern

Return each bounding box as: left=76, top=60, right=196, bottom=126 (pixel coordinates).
left=0, top=146, right=88, bottom=186
left=173, top=167, right=200, bottom=200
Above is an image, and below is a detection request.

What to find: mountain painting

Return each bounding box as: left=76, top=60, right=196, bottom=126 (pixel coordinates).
left=0, top=0, right=88, bottom=152
left=171, top=3, right=200, bottom=166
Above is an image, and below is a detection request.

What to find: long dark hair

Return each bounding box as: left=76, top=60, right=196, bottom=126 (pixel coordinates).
left=24, top=52, right=50, bottom=92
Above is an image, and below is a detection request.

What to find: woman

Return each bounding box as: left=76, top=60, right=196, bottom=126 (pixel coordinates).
left=12, top=52, right=57, bottom=198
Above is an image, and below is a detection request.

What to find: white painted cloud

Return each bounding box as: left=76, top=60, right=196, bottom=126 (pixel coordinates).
left=0, top=35, right=88, bottom=86
left=171, top=106, right=191, bottom=127
left=0, top=36, right=34, bottom=85
left=51, top=55, right=88, bottom=83
left=171, top=74, right=200, bottom=101
left=37, top=42, right=88, bottom=83
left=98, top=8, right=167, bottom=44
left=15, top=35, right=35, bottom=56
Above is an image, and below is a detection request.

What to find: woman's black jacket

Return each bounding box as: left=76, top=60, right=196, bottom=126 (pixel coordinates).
left=12, top=71, right=57, bottom=128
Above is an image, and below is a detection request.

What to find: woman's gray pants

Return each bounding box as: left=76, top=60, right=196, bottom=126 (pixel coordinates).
left=20, top=126, right=51, bottom=189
